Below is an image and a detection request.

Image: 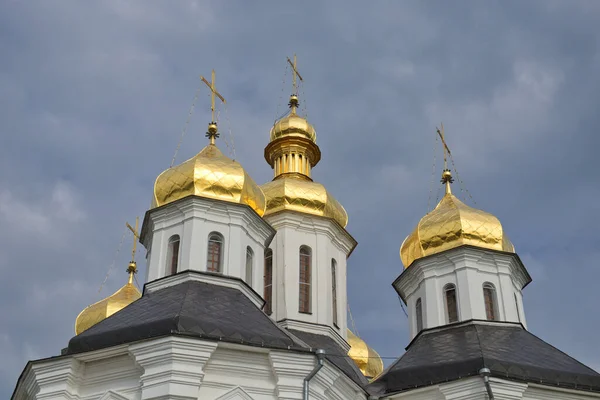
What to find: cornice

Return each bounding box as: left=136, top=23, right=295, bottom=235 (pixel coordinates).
left=278, top=319, right=350, bottom=352
left=141, top=195, right=276, bottom=246
left=265, top=211, right=357, bottom=257
left=144, top=270, right=266, bottom=309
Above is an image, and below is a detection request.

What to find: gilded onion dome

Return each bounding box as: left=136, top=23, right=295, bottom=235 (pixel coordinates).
left=400, top=169, right=515, bottom=268
left=262, top=94, right=348, bottom=227
left=153, top=122, right=266, bottom=216
left=75, top=262, right=141, bottom=335
left=347, top=329, right=384, bottom=379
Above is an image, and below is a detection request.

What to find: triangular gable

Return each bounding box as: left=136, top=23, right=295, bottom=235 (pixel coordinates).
left=99, top=390, right=129, bottom=400
left=215, top=386, right=254, bottom=400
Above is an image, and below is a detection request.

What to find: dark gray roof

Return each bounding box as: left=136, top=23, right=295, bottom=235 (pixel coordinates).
left=368, top=320, right=600, bottom=396
left=288, top=329, right=369, bottom=387
left=67, top=279, right=298, bottom=354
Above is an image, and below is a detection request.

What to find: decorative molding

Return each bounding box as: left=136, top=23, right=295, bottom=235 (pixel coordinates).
left=129, top=336, right=217, bottom=400
left=265, top=211, right=357, bottom=257
left=141, top=196, right=275, bottom=248
left=144, top=270, right=265, bottom=309
left=98, top=390, right=130, bottom=400
left=215, top=386, right=255, bottom=400
left=277, top=319, right=350, bottom=352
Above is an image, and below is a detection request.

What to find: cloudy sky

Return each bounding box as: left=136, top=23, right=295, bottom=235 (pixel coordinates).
left=2, top=0, right=600, bottom=396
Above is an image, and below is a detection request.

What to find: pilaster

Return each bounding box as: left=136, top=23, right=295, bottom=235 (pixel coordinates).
left=269, top=351, right=315, bottom=400
left=129, top=336, right=217, bottom=400
left=30, top=358, right=83, bottom=400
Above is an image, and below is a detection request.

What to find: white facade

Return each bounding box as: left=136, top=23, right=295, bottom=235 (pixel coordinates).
left=140, top=196, right=275, bottom=291
left=12, top=336, right=367, bottom=400
left=265, top=211, right=356, bottom=347
left=394, top=246, right=530, bottom=340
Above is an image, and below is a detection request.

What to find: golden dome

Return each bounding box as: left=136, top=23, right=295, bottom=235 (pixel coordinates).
left=75, top=262, right=141, bottom=335
left=262, top=92, right=347, bottom=227
left=261, top=178, right=348, bottom=227
left=347, top=329, right=384, bottom=379
left=400, top=172, right=515, bottom=268
left=153, top=143, right=266, bottom=216
left=270, top=95, right=316, bottom=143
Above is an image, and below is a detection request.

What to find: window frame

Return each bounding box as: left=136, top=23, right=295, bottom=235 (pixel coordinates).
left=483, top=282, right=498, bottom=321
left=264, top=248, right=273, bottom=315
left=331, top=259, right=338, bottom=328
left=167, top=235, right=180, bottom=276
left=415, top=297, right=423, bottom=332
left=245, top=246, right=254, bottom=286
left=444, top=283, right=459, bottom=324
left=298, top=246, right=312, bottom=314
left=207, top=232, right=224, bottom=273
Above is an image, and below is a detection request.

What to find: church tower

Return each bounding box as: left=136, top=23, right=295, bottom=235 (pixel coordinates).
left=395, top=126, right=531, bottom=340
left=260, top=56, right=356, bottom=349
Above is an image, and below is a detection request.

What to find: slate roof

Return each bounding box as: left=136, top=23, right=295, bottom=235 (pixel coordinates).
left=67, top=279, right=298, bottom=354
left=288, top=329, right=369, bottom=387
left=368, top=320, right=600, bottom=396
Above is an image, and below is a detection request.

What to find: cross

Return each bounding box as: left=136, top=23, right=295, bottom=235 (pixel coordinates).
left=436, top=123, right=452, bottom=170
left=126, top=217, right=140, bottom=263
left=286, top=54, right=303, bottom=95
left=125, top=217, right=140, bottom=284
left=200, top=70, right=226, bottom=124
left=436, top=123, right=454, bottom=190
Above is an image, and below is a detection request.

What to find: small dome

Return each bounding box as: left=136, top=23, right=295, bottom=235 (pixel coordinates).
left=261, top=178, right=348, bottom=227
left=347, top=329, right=384, bottom=379
left=75, top=268, right=141, bottom=335
left=400, top=188, right=515, bottom=268
left=153, top=144, right=266, bottom=216
left=269, top=96, right=316, bottom=143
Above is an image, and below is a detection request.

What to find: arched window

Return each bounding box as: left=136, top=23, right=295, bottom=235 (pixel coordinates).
left=331, top=259, right=338, bottom=327
left=444, top=284, right=458, bottom=323
left=483, top=283, right=498, bottom=321
left=299, top=246, right=312, bottom=314
left=207, top=232, right=224, bottom=273
left=264, top=249, right=273, bottom=315
left=245, top=246, right=254, bottom=285
left=167, top=235, right=180, bottom=275
left=515, top=293, right=521, bottom=322
left=415, top=298, right=423, bottom=332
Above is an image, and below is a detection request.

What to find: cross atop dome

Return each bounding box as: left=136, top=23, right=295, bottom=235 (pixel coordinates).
left=200, top=70, right=227, bottom=145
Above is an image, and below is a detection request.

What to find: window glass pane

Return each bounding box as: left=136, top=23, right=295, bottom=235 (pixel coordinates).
left=331, top=260, right=338, bottom=326
left=264, top=249, right=273, bottom=315
left=207, top=234, right=223, bottom=273
left=484, top=285, right=497, bottom=321
left=446, top=286, right=458, bottom=323
left=299, top=247, right=311, bottom=313
left=416, top=298, right=423, bottom=332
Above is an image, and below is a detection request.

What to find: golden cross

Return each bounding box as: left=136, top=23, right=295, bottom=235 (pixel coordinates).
left=436, top=123, right=452, bottom=170
left=286, top=54, right=303, bottom=94
left=200, top=70, right=226, bottom=123
left=126, top=217, right=140, bottom=262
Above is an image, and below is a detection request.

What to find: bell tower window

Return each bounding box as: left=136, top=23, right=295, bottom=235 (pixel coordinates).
left=245, top=246, right=254, bottom=286
left=331, top=259, right=338, bottom=327
left=207, top=232, right=224, bottom=273
left=415, top=298, right=423, bottom=332
left=483, top=283, right=498, bottom=321
left=167, top=235, right=180, bottom=275
left=444, top=284, right=458, bottom=323
left=299, top=246, right=312, bottom=314
left=264, top=249, right=273, bottom=315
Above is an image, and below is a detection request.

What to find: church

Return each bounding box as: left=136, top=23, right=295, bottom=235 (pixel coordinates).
left=11, top=60, right=600, bottom=400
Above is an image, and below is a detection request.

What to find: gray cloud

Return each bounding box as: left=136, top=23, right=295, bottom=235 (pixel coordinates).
left=1, top=1, right=599, bottom=396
